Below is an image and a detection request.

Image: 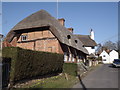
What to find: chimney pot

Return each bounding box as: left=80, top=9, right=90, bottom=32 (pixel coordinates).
left=58, top=18, right=65, bottom=26
left=67, top=28, right=73, bottom=33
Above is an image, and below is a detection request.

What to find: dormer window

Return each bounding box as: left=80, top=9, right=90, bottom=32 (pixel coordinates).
left=67, top=35, right=71, bottom=39
left=21, top=35, right=27, bottom=41
left=75, top=40, right=78, bottom=43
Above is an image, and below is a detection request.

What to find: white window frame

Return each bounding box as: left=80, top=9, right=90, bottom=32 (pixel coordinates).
left=21, top=35, right=27, bottom=41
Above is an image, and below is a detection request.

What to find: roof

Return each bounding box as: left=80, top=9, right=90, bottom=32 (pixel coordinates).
left=75, top=35, right=97, bottom=47
left=88, top=53, right=95, bottom=57
left=0, top=34, right=3, bottom=38
left=4, top=10, right=88, bottom=54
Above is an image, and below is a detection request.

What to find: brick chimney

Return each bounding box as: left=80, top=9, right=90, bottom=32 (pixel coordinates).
left=58, top=18, right=65, bottom=26
left=67, top=28, right=73, bottom=33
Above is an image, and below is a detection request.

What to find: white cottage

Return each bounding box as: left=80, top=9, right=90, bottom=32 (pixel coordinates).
left=109, top=50, right=119, bottom=63
left=100, top=50, right=119, bottom=64
left=99, top=50, right=110, bottom=64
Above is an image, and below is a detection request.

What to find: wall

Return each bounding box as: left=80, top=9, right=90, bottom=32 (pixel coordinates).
left=15, top=30, right=60, bottom=53
left=10, top=29, right=86, bottom=64
left=100, top=50, right=110, bottom=63
left=109, top=50, right=119, bottom=63
left=85, top=47, right=95, bottom=54
left=100, top=50, right=119, bottom=64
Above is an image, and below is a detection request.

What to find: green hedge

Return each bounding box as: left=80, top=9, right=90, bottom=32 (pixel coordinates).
left=2, top=47, right=64, bottom=84
left=63, top=63, right=77, bottom=76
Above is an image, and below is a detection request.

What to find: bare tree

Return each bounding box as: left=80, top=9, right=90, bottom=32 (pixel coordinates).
left=102, top=41, right=118, bottom=50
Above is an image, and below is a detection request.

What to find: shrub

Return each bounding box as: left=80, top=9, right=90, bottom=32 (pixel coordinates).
left=63, top=63, right=77, bottom=76
left=2, top=47, right=64, bottom=84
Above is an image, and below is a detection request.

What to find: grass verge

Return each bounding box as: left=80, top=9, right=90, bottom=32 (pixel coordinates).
left=13, top=64, right=102, bottom=88
left=15, top=73, right=78, bottom=88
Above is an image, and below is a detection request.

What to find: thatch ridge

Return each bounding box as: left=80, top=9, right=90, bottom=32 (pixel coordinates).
left=75, top=34, right=97, bottom=47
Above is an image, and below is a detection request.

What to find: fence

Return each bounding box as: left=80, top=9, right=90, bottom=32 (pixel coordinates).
left=1, top=57, right=11, bottom=89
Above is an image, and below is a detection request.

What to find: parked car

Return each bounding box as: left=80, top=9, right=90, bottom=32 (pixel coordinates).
left=112, top=59, right=120, bottom=68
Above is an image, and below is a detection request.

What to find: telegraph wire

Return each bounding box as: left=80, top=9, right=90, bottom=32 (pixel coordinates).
left=98, top=34, right=118, bottom=44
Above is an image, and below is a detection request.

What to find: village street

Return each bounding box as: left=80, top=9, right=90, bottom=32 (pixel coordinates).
left=73, top=64, right=119, bottom=88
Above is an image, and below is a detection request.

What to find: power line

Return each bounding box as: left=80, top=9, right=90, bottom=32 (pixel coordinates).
left=99, top=34, right=118, bottom=44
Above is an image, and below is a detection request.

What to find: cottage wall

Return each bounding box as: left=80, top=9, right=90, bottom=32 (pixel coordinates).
left=10, top=30, right=62, bottom=54
left=85, top=47, right=95, bottom=54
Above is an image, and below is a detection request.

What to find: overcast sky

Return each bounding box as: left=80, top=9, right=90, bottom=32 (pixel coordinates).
left=2, top=2, right=118, bottom=44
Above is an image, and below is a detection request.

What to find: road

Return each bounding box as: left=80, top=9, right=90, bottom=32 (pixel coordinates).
left=73, top=64, right=119, bottom=89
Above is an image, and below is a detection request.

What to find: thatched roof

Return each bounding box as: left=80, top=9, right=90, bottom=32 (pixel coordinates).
left=4, top=10, right=88, bottom=54
left=0, top=34, right=3, bottom=38
left=75, top=35, right=97, bottom=47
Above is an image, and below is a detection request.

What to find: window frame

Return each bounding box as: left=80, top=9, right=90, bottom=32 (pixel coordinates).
left=21, top=35, right=27, bottom=41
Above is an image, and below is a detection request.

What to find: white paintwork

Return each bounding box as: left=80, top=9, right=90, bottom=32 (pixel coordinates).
left=109, top=50, right=119, bottom=63
left=90, top=30, right=94, bottom=40
left=100, top=50, right=119, bottom=64
left=68, top=53, right=72, bottom=61
left=85, top=47, right=95, bottom=55
left=72, top=54, right=75, bottom=62
left=100, top=50, right=110, bottom=63
left=64, top=53, right=67, bottom=61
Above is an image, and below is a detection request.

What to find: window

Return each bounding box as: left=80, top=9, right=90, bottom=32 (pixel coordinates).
left=67, top=35, right=71, bottom=39
left=75, top=40, right=78, bottom=43
left=91, top=47, right=94, bottom=49
left=103, top=59, right=106, bottom=61
left=103, top=55, right=106, bottom=57
left=21, top=35, right=27, bottom=41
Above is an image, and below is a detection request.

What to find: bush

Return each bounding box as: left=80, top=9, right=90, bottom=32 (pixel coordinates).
left=63, top=63, right=77, bottom=76
left=2, top=47, right=64, bottom=84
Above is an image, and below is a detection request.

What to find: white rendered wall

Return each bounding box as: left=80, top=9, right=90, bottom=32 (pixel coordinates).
left=85, top=47, right=95, bottom=54
left=109, top=50, right=119, bottom=63
left=90, top=30, right=94, bottom=40
left=100, top=50, right=110, bottom=64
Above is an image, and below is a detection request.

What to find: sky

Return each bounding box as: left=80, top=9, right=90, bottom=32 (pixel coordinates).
left=2, top=2, right=118, bottom=45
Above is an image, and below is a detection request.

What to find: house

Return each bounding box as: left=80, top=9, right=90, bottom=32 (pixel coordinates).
left=75, top=29, right=97, bottom=55
left=99, top=50, right=118, bottom=64
left=109, top=50, right=119, bottom=63
left=99, top=50, right=110, bottom=63
left=75, top=30, right=97, bottom=65
left=4, top=10, right=89, bottom=63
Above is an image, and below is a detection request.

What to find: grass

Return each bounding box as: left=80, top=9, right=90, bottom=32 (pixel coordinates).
left=13, top=64, right=102, bottom=89
left=17, top=73, right=78, bottom=88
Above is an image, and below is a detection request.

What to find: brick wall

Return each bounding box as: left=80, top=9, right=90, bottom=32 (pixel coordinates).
left=11, top=30, right=63, bottom=54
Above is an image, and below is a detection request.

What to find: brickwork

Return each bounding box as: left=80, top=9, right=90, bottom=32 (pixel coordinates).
left=12, top=30, right=60, bottom=54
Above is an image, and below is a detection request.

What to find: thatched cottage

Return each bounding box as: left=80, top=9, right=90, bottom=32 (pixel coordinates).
left=4, top=10, right=90, bottom=63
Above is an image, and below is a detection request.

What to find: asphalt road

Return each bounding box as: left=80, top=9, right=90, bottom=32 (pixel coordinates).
left=73, top=64, right=119, bottom=88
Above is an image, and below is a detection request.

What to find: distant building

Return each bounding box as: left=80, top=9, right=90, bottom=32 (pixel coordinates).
left=109, top=50, right=119, bottom=63
left=99, top=50, right=110, bottom=63
left=99, top=50, right=118, bottom=63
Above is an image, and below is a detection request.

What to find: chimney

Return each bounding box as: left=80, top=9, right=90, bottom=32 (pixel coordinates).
left=67, top=28, right=74, bottom=33
left=58, top=18, right=65, bottom=26
left=90, top=29, right=94, bottom=40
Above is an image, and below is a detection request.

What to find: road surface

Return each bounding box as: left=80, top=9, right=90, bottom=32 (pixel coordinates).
left=73, top=64, right=119, bottom=89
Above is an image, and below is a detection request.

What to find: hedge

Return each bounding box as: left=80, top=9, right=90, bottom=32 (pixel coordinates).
left=63, top=63, right=77, bottom=76
left=2, top=47, right=64, bottom=84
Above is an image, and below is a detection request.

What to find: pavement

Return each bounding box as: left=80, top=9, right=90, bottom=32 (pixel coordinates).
left=73, top=64, right=119, bottom=89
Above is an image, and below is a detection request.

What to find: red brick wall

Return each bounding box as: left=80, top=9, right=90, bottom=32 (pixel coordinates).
left=10, top=30, right=63, bottom=54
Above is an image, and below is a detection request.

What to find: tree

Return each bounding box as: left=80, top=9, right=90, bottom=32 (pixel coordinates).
left=102, top=41, right=118, bottom=50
